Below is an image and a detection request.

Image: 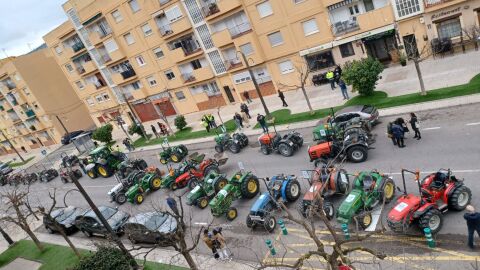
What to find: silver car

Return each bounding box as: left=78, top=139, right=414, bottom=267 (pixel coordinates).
left=334, top=105, right=379, bottom=126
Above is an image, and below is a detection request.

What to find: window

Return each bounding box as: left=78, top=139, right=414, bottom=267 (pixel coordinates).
left=111, top=10, right=123, bottom=23
left=65, top=64, right=74, bottom=72
left=75, top=81, right=84, bottom=90
left=175, top=91, right=185, bottom=100
left=135, top=55, right=146, bottom=66
left=232, top=71, right=252, bottom=84
left=165, top=6, right=183, bottom=22
left=257, top=1, right=273, bottom=18
left=141, top=23, right=153, bottom=36
left=102, top=92, right=110, bottom=101
left=305, top=51, right=335, bottom=71
left=128, top=0, right=140, bottom=13
left=302, top=19, right=319, bottom=36
left=437, top=18, right=462, bottom=39
left=293, top=0, right=306, bottom=4
left=54, top=46, right=63, bottom=55
left=104, top=39, right=118, bottom=53
left=268, top=31, right=284, bottom=47
left=132, top=81, right=142, bottom=89
left=164, top=70, right=175, bottom=80
left=95, top=94, right=104, bottom=103
left=153, top=48, right=164, bottom=59
left=123, top=33, right=135, bottom=45
left=349, top=5, right=360, bottom=15
left=146, top=76, right=157, bottom=86
left=339, top=42, right=355, bottom=58
left=278, top=60, right=294, bottom=74
left=191, top=59, right=202, bottom=70
left=394, top=0, right=421, bottom=18
left=240, top=43, right=254, bottom=56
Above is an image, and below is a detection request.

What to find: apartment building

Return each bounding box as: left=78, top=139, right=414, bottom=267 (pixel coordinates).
left=0, top=49, right=94, bottom=155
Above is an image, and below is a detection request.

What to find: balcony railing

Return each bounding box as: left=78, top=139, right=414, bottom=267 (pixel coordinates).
left=181, top=72, right=196, bottom=83
left=77, top=66, right=86, bottom=75
left=179, top=39, right=202, bottom=56
left=120, top=69, right=136, bottom=80
left=158, top=24, right=173, bottom=36
left=331, top=18, right=360, bottom=36
left=424, top=0, right=452, bottom=7
left=72, top=43, right=85, bottom=53
left=201, top=1, right=220, bottom=17
left=25, top=109, right=35, bottom=118
left=228, top=22, right=251, bottom=39
left=224, top=58, right=243, bottom=70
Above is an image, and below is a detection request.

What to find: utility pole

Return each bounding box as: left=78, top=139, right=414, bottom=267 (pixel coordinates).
left=238, top=51, right=270, bottom=117
left=55, top=115, right=69, bottom=135
left=0, top=130, right=25, bottom=162
left=70, top=176, right=139, bottom=269
left=121, top=93, right=149, bottom=141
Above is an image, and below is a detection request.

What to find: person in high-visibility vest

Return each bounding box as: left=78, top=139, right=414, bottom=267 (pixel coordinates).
left=326, top=70, right=335, bottom=90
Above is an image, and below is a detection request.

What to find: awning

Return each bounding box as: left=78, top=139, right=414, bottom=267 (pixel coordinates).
left=82, top=13, right=102, bottom=26
left=327, top=0, right=353, bottom=11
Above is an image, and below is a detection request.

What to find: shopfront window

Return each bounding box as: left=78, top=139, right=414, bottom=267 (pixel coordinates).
left=305, top=51, right=335, bottom=71
left=437, top=18, right=462, bottom=39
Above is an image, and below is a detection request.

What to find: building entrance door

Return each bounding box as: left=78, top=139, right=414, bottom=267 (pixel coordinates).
left=223, top=86, right=235, bottom=103
left=403, top=34, right=419, bottom=58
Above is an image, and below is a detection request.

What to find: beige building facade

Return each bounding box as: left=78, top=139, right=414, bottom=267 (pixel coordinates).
left=0, top=49, right=94, bottom=155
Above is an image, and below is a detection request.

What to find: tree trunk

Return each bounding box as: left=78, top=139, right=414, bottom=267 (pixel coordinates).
left=24, top=226, right=44, bottom=251
left=301, top=85, right=314, bottom=113
left=0, top=226, right=14, bottom=246
left=55, top=223, right=81, bottom=258
left=414, top=60, right=426, bottom=96
left=181, top=251, right=197, bottom=270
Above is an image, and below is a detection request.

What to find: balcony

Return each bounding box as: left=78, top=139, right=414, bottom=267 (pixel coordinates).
left=331, top=19, right=360, bottom=37
left=157, top=17, right=192, bottom=39
left=212, top=29, right=234, bottom=48
left=5, top=82, right=16, bottom=90
left=82, top=61, right=97, bottom=75
left=71, top=43, right=85, bottom=53
left=329, top=5, right=394, bottom=37
left=193, top=66, right=214, bottom=82
left=24, top=109, right=35, bottom=118
left=112, top=69, right=137, bottom=85
left=202, top=0, right=242, bottom=21
left=228, top=23, right=252, bottom=39
left=89, top=30, right=112, bottom=45
left=224, top=58, right=243, bottom=71
left=170, top=45, right=203, bottom=63
left=105, top=50, right=126, bottom=66
left=181, top=72, right=196, bottom=83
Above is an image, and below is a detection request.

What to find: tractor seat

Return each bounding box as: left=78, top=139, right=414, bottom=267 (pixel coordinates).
left=430, top=172, right=447, bottom=190
left=363, top=175, right=375, bottom=191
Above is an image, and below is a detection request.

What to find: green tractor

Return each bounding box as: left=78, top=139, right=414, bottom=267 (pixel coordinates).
left=214, top=132, right=249, bottom=154
left=186, top=172, right=228, bottom=209
left=161, top=152, right=204, bottom=189
left=159, top=144, right=188, bottom=164
left=209, top=171, right=260, bottom=221
left=336, top=170, right=396, bottom=229
left=84, top=145, right=130, bottom=179
left=125, top=168, right=163, bottom=204
left=313, top=116, right=371, bottom=143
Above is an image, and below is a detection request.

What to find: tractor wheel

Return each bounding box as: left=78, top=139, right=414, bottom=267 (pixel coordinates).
left=137, top=159, right=148, bottom=170
left=160, top=158, right=168, bottom=165
left=419, top=209, right=443, bottom=234
left=229, top=143, right=241, bottom=154
left=260, top=145, right=271, bottom=155
left=87, top=168, right=98, bottom=179
left=359, top=212, right=373, bottom=229
left=116, top=193, right=127, bottom=205
left=297, top=137, right=304, bottom=147
left=149, top=177, right=162, bottom=191
left=246, top=215, right=254, bottom=228
left=226, top=207, right=238, bottom=221
left=285, top=179, right=301, bottom=202
left=448, top=185, right=472, bottom=211
left=241, top=135, right=249, bottom=147
left=135, top=194, right=144, bottom=205
left=170, top=153, right=180, bottom=163
left=97, top=164, right=112, bottom=178
left=188, top=177, right=200, bottom=190
left=323, top=201, right=335, bottom=220
left=171, top=182, right=178, bottom=190
left=204, top=166, right=220, bottom=178
left=214, top=176, right=228, bottom=193
left=347, top=146, right=368, bottom=163
left=197, top=197, right=209, bottom=209
left=278, top=143, right=294, bottom=157
left=382, top=178, right=396, bottom=203
left=215, top=144, right=224, bottom=153
left=240, top=175, right=260, bottom=199
left=264, top=215, right=276, bottom=233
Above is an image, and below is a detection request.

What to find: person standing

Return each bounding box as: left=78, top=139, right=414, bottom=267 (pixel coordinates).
left=233, top=113, right=243, bottom=131
left=387, top=122, right=396, bottom=146
left=150, top=125, right=159, bottom=139
left=409, top=113, right=421, bottom=140
left=257, top=113, right=268, bottom=133
left=337, top=79, right=349, bottom=100
left=213, top=228, right=230, bottom=260
left=243, top=91, right=252, bottom=103
left=464, top=205, right=480, bottom=249
left=202, top=229, right=218, bottom=259
left=334, top=65, right=342, bottom=84
left=392, top=122, right=405, bottom=148
left=278, top=90, right=288, bottom=107
left=241, top=111, right=250, bottom=128
left=240, top=103, right=251, bottom=119
left=326, top=70, right=335, bottom=90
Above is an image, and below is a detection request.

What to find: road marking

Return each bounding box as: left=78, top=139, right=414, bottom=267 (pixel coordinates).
left=466, top=122, right=480, bottom=126
left=387, top=169, right=480, bottom=175
left=422, top=127, right=441, bottom=130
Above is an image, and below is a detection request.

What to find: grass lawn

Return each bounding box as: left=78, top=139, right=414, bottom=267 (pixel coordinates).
left=8, top=156, right=35, bottom=167
left=0, top=240, right=186, bottom=270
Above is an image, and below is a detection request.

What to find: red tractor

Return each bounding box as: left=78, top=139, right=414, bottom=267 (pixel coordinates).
left=387, top=169, right=472, bottom=234
left=172, top=156, right=228, bottom=190
left=258, top=131, right=303, bottom=157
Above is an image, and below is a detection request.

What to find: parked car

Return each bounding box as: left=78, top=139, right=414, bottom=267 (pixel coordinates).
left=74, top=206, right=130, bottom=237
left=123, top=212, right=177, bottom=245
left=43, top=206, right=83, bottom=234
left=333, top=105, right=379, bottom=126
left=61, top=130, right=84, bottom=145
left=0, top=162, right=13, bottom=176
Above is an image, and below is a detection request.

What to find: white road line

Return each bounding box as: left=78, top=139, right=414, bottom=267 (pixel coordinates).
left=466, top=122, right=480, bottom=126
left=422, top=127, right=441, bottom=130
left=388, top=169, right=480, bottom=175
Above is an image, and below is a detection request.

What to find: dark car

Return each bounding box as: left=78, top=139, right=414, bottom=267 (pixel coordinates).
left=74, top=206, right=130, bottom=237
left=43, top=206, right=83, bottom=234
left=334, top=105, right=379, bottom=126
left=123, top=212, right=177, bottom=245
left=0, top=162, right=13, bottom=176
left=61, top=130, right=84, bottom=145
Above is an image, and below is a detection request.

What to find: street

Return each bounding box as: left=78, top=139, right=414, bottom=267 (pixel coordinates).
left=12, top=103, right=480, bottom=269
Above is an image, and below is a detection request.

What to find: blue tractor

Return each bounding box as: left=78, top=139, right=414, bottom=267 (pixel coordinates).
left=246, top=174, right=301, bottom=232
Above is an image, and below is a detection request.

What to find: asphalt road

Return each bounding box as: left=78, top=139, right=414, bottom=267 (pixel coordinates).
left=6, top=103, right=480, bottom=269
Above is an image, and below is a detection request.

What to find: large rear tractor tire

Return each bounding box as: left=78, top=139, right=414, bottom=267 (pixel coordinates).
left=214, top=176, right=228, bottom=193
left=448, top=185, right=471, bottom=211
left=285, top=180, right=301, bottom=202
left=419, top=209, right=443, bottom=234
left=347, top=146, right=368, bottom=163
left=226, top=207, right=238, bottom=221
left=241, top=175, right=260, bottom=199
left=229, top=143, right=241, bottom=154
left=134, top=193, right=144, bottom=205
left=170, top=153, right=180, bottom=163
left=87, top=168, right=98, bottom=179
left=264, top=215, right=276, bottom=233
left=197, top=197, right=209, bottom=209
left=97, top=164, right=112, bottom=178
left=214, top=144, right=224, bottom=153
left=278, top=143, right=294, bottom=157
left=382, top=178, right=396, bottom=203
left=149, top=177, right=162, bottom=191
left=260, top=145, right=271, bottom=155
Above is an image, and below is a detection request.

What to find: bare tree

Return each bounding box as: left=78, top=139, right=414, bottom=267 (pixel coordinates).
left=462, top=25, right=480, bottom=51
left=37, top=188, right=81, bottom=258
left=0, top=185, right=43, bottom=251
left=277, top=62, right=314, bottom=113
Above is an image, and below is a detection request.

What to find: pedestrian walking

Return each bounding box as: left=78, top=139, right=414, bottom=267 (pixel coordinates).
left=243, top=91, right=252, bottom=103
left=240, top=103, right=251, bottom=119
left=326, top=70, right=336, bottom=90
left=233, top=113, right=243, bottom=131
left=464, top=205, right=480, bottom=249
left=334, top=65, right=342, bottom=83
left=213, top=228, right=230, bottom=260
left=391, top=122, right=405, bottom=148
left=257, top=113, right=268, bottom=133
left=203, top=229, right=219, bottom=259
left=387, top=122, right=397, bottom=146
left=241, top=111, right=250, bottom=128
left=409, top=113, right=421, bottom=140
left=337, top=79, right=349, bottom=100
left=150, top=125, right=159, bottom=139
left=278, top=90, right=288, bottom=107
